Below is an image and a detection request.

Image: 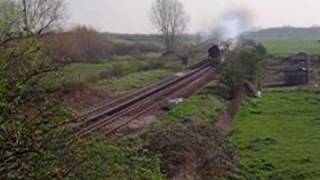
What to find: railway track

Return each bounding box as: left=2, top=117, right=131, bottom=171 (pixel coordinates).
left=74, top=61, right=215, bottom=138
left=103, top=67, right=216, bottom=136
left=76, top=59, right=210, bottom=127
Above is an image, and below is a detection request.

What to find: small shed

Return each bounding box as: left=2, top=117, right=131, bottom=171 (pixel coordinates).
left=284, top=66, right=308, bottom=86
left=181, top=56, right=192, bottom=66
left=282, top=52, right=310, bottom=86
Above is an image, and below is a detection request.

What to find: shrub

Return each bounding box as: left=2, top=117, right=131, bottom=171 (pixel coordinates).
left=109, top=61, right=144, bottom=78
left=142, top=123, right=238, bottom=179
left=0, top=38, right=74, bottom=180
left=68, top=136, right=164, bottom=180
left=142, top=59, right=167, bottom=71
left=99, top=70, right=114, bottom=80
left=220, top=44, right=266, bottom=90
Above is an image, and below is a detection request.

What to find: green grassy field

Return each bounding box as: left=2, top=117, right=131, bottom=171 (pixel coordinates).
left=260, top=40, right=320, bottom=56
left=234, top=91, right=320, bottom=179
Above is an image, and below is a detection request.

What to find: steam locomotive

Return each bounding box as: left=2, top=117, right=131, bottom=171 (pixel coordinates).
left=207, top=43, right=228, bottom=66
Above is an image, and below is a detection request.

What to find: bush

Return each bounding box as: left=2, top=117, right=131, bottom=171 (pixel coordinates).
left=68, top=136, right=164, bottom=180
left=0, top=38, right=74, bottom=180
left=142, top=123, right=238, bottom=179
left=109, top=61, right=144, bottom=78
left=99, top=70, right=114, bottom=80
left=0, top=38, right=162, bottom=179
left=220, top=44, right=266, bottom=90
left=142, top=59, right=167, bottom=71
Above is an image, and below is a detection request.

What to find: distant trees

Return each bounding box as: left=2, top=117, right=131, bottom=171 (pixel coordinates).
left=44, top=25, right=109, bottom=63
left=150, top=0, right=189, bottom=54
left=44, top=26, right=162, bottom=63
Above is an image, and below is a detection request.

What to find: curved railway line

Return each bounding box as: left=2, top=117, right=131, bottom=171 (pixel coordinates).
left=74, top=60, right=217, bottom=138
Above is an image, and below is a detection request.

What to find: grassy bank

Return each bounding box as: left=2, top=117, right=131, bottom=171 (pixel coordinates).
left=159, top=82, right=227, bottom=125
left=142, top=82, right=236, bottom=179
left=234, top=91, right=320, bottom=179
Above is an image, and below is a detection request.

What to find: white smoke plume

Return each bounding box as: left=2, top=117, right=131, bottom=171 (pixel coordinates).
left=206, top=8, right=254, bottom=42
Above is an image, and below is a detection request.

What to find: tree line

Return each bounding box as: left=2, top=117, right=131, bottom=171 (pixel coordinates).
left=43, top=26, right=161, bottom=63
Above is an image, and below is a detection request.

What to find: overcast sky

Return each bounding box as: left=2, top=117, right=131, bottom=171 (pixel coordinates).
left=66, top=0, right=320, bottom=34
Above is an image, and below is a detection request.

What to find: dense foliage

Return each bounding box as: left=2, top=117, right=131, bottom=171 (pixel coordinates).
left=143, top=122, right=238, bottom=180
left=221, top=43, right=266, bottom=91
left=65, top=137, right=163, bottom=180
left=43, top=26, right=161, bottom=63
left=0, top=1, right=164, bottom=178
left=0, top=38, right=70, bottom=179
left=0, top=32, right=164, bottom=180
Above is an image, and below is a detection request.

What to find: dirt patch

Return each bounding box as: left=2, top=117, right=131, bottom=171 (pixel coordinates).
left=63, top=87, right=115, bottom=115
left=215, top=86, right=249, bottom=134
left=122, top=115, right=158, bottom=134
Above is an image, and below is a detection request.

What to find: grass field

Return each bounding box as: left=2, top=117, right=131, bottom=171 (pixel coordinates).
left=260, top=40, right=320, bottom=56
left=234, top=91, right=320, bottom=179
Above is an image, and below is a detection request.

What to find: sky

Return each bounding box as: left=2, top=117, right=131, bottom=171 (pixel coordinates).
left=66, top=0, right=320, bottom=34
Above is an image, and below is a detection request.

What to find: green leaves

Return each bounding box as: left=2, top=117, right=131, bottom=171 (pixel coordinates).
left=67, top=137, right=164, bottom=180
left=221, top=43, right=267, bottom=89
left=0, top=71, right=8, bottom=110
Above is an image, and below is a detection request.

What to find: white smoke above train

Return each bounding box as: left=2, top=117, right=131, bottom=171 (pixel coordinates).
left=202, top=7, right=254, bottom=44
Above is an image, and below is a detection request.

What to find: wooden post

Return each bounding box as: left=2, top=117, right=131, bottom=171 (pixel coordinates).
left=307, top=54, right=310, bottom=84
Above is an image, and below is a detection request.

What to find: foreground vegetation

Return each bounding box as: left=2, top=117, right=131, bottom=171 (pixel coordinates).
left=234, top=91, right=320, bottom=179
left=143, top=82, right=237, bottom=179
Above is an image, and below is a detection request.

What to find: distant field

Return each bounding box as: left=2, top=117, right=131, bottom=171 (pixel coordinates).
left=96, top=70, right=172, bottom=93
left=234, top=91, right=320, bottom=179
left=64, top=63, right=112, bottom=82
left=260, top=40, right=320, bottom=56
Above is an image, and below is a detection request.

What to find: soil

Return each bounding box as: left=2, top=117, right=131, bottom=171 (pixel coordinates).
left=122, top=115, right=158, bottom=134
left=63, top=87, right=117, bottom=115
left=215, top=86, right=249, bottom=134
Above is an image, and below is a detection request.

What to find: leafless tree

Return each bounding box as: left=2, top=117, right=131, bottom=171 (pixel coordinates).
left=0, top=0, right=22, bottom=44
left=0, top=0, right=65, bottom=46
left=150, top=0, right=189, bottom=54
left=19, top=0, right=65, bottom=34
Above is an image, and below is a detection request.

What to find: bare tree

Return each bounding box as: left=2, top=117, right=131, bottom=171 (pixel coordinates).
left=19, top=0, right=65, bottom=34
left=0, top=0, right=65, bottom=46
left=150, top=0, right=189, bottom=54
left=0, top=0, right=23, bottom=44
